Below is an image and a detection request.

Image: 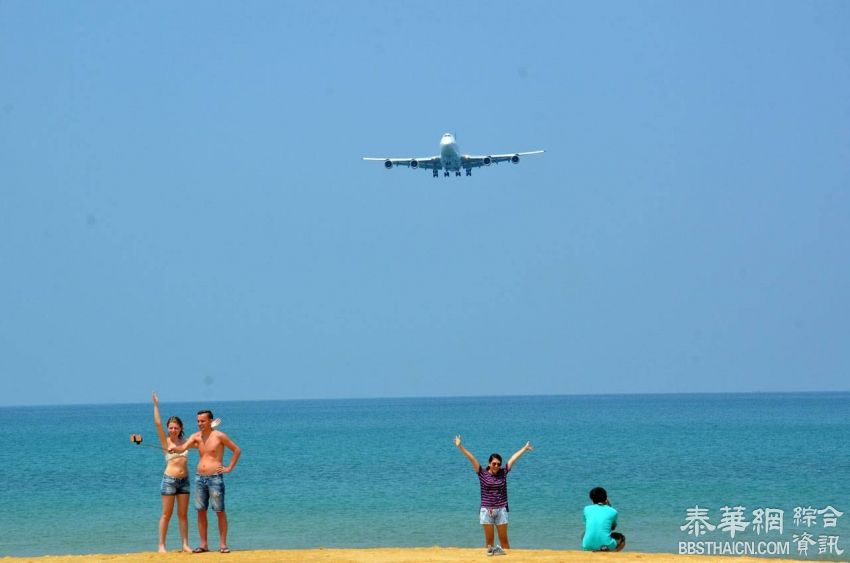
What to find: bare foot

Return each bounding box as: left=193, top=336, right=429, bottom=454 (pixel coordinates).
left=182, top=544, right=193, bottom=553
left=158, top=545, right=167, bottom=554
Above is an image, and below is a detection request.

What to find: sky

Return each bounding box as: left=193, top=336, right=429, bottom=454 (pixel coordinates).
left=1, top=1, right=848, bottom=406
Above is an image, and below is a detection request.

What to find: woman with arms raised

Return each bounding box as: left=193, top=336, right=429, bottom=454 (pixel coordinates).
left=153, top=392, right=192, bottom=553
left=454, top=435, right=533, bottom=556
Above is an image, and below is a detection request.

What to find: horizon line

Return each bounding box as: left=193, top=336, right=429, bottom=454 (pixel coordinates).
left=2, top=388, right=848, bottom=409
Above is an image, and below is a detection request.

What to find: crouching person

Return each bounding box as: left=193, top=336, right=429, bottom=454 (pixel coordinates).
left=582, top=487, right=625, bottom=552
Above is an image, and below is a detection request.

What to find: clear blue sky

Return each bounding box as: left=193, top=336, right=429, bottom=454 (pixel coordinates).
left=2, top=2, right=848, bottom=406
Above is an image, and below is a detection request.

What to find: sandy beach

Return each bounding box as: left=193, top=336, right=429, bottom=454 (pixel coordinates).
left=0, top=548, right=816, bottom=562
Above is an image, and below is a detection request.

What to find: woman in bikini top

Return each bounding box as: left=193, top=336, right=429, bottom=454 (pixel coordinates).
left=153, top=392, right=193, bottom=553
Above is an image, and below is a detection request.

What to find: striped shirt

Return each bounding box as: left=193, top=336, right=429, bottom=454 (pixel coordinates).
left=477, top=464, right=511, bottom=509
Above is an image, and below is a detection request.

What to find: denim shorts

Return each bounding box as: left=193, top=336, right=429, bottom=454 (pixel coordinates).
left=480, top=507, right=509, bottom=525
left=160, top=474, right=191, bottom=496
left=194, top=473, right=225, bottom=512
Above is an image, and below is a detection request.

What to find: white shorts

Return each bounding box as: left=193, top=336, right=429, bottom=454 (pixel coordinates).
left=480, top=507, right=509, bottom=525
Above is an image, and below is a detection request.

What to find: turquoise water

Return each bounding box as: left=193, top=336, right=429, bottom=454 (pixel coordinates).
left=1, top=393, right=847, bottom=558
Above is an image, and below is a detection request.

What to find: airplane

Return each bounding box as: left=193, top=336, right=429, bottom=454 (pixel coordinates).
left=363, top=133, right=544, bottom=177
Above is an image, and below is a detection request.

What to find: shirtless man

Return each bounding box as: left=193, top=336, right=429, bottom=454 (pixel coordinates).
left=171, top=409, right=241, bottom=554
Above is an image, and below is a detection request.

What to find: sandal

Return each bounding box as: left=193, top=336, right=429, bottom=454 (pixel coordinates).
left=220, top=547, right=231, bottom=553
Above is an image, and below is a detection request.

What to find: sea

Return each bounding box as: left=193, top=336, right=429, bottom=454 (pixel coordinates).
left=1, top=393, right=847, bottom=560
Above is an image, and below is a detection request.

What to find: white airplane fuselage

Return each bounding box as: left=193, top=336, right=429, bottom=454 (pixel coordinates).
left=440, top=133, right=462, bottom=171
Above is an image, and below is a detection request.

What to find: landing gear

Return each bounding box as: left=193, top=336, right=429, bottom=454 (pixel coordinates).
left=465, top=168, right=472, bottom=176
left=433, top=169, right=439, bottom=178
left=444, top=171, right=450, bottom=177
left=455, top=171, right=462, bottom=177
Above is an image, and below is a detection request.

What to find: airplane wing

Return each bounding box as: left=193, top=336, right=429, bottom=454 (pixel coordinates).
left=462, top=150, right=545, bottom=168
left=362, top=156, right=442, bottom=170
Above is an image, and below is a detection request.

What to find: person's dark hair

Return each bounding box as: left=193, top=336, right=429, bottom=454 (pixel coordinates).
left=590, top=487, right=608, bottom=504
left=166, top=416, right=184, bottom=439
left=197, top=409, right=214, bottom=421
left=488, top=453, right=503, bottom=465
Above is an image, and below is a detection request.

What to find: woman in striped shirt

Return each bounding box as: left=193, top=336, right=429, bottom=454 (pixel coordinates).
left=454, top=435, right=533, bottom=555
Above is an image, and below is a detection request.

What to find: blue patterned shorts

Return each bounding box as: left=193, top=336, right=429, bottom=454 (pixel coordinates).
left=160, top=474, right=190, bottom=496
left=194, top=473, right=225, bottom=512
left=480, top=507, right=509, bottom=525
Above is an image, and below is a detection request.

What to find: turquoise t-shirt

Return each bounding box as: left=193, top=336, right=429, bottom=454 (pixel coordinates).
left=582, top=504, right=618, bottom=551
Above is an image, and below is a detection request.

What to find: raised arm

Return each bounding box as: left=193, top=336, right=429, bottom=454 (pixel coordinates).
left=507, top=441, right=533, bottom=470
left=218, top=433, right=242, bottom=474
left=152, top=392, right=168, bottom=450
left=454, top=435, right=481, bottom=472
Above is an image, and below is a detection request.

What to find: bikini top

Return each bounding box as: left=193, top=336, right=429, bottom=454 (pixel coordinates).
left=165, top=449, right=189, bottom=462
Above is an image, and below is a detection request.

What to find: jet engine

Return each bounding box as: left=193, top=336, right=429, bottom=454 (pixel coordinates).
left=483, top=156, right=492, bottom=166
left=384, top=160, right=393, bottom=169
left=511, top=154, right=520, bottom=164
left=410, top=159, right=419, bottom=169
